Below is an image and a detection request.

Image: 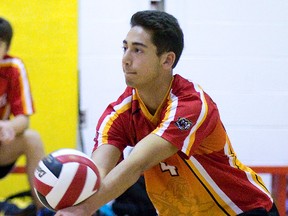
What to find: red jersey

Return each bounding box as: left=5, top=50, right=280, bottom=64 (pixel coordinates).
left=0, top=55, right=34, bottom=120
left=94, top=74, right=273, bottom=215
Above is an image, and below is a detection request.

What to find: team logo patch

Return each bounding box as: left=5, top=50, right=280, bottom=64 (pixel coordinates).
left=175, top=117, right=192, bottom=130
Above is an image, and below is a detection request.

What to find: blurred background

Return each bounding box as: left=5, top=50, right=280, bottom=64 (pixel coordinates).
left=1, top=0, right=288, bottom=210
left=1, top=1, right=78, bottom=196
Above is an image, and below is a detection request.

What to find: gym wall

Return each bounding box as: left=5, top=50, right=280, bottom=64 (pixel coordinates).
left=0, top=0, right=78, bottom=197
left=78, top=0, right=288, bottom=189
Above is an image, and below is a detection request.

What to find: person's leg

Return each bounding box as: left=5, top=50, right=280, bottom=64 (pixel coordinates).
left=0, top=129, right=46, bottom=211
left=19, top=129, right=46, bottom=210
left=0, top=136, right=25, bottom=166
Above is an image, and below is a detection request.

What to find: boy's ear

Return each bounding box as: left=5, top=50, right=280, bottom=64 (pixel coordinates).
left=0, top=40, right=9, bottom=52
left=162, top=51, right=176, bottom=69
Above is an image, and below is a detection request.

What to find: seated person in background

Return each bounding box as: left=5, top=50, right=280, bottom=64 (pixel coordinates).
left=0, top=17, right=53, bottom=216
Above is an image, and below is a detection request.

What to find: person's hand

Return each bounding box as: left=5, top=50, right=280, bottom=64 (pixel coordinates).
left=0, top=121, right=16, bottom=145
left=55, top=205, right=94, bottom=216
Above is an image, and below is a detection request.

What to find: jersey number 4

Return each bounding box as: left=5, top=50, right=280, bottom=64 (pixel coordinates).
left=160, top=162, right=179, bottom=176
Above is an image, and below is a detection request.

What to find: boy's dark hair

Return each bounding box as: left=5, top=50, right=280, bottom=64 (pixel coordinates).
left=0, top=17, right=13, bottom=49
left=130, top=10, right=184, bottom=68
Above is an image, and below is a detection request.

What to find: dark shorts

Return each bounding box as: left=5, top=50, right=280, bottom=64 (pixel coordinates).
left=238, top=203, right=279, bottom=216
left=0, top=162, right=16, bottom=179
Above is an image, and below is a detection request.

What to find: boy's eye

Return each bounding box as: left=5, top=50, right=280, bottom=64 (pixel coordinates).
left=134, top=48, right=142, bottom=53
left=122, top=46, right=127, bottom=52
left=121, top=46, right=143, bottom=54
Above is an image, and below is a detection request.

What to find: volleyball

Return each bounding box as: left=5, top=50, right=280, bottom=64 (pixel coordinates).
left=33, top=148, right=101, bottom=211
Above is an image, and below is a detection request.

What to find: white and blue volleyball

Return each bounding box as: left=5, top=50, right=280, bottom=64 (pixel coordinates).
left=33, top=148, right=100, bottom=211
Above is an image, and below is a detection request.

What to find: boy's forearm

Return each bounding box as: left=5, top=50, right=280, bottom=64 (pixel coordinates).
left=80, top=158, right=142, bottom=214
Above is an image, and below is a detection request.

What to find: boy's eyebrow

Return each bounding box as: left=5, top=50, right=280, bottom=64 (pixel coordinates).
left=122, top=40, right=148, bottom=48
